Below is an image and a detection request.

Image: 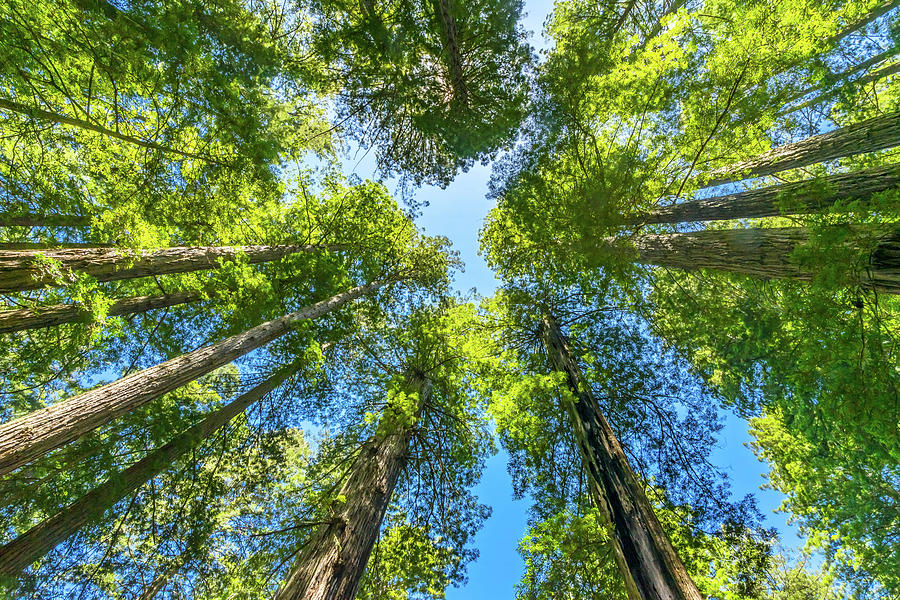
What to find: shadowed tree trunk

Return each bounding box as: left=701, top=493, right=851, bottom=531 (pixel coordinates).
left=539, top=315, right=701, bottom=600
left=702, top=112, right=900, bottom=188
left=0, top=244, right=345, bottom=293
left=432, top=0, right=468, bottom=106
left=273, top=374, right=431, bottom=600
left=0, top=290, right=210, bottom=334
left=0, top=279, right=388, bottom=477
left=622, top=226, right=900, bottom=292
left=638, top=163, right=900, bottom=224
left=0, top=362, right=300, bottom=577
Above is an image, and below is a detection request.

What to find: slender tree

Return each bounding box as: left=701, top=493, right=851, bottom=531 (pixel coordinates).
left=0, top=291, right=210, bottom=334
left=636, top=163, right=900, bottom=224
left=0, top=279, right=388, bottom=477
left=539, top=314, right=701, bottom=600
left=0, top=98, right=223, bottom=166
left=0, top=244, right=344, bottom=293
left=701, top=112, right=900, bottom=188
left=620, top=226, right=900, bottom=292
left=274, top=374, right=432, bottom=600
left=0, top=214, right=91, bottom=228
left=0, top=361, right=300, bottom=577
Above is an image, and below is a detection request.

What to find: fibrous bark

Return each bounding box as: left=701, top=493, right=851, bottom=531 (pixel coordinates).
left=702, top=112, right=900, bottom=188
left=0, top=244, right=342, bottom=293
left=639, top=163, right=900, bottom=224
left=625, top=226, right=900, bottom=292
left=539, top=315, right=701, bottom=600
left=0, top=280, right=386, bottom=477
left=274, top=375, right=431, bottom=600
left=0, top=362, right=299, bottom=576
left=0, top=290, right=208, bottom=334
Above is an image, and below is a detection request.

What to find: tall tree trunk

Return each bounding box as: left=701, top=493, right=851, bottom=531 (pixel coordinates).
left=782, top=61, right=900, bottom=115
left=539, top=315, right=701, bottom=600
left=0, top=362, right=300, bottom=576
left=823, top=0, right=900, bottom=47
left=138, top=559, right=183, bottom=600
left=0, top=279, right=387, bottom=477
left=0, top=215, right=91, bottom=228
left=0, top=290, right=210, bottom=334
left=0, top=242, right=114, bottom=250
left=701, top=112, right=900, bottom=188
left=777, top=47, right=898, bottom=112
left=638, top=163, right=900, bottom=224
left=274, top=375, right=431, bottom=600
left=0, top=97, right=224, bottom=166
left=432, top=0, right=468, bottom=106
left=623, top=226, right=900, bottom=292
left=0, top=244, right=343, bottom=293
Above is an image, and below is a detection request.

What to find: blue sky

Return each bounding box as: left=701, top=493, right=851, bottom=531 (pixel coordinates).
left=343, top=1, right=806, bottom=595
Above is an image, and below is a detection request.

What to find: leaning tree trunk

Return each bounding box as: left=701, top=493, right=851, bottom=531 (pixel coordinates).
left=539, top=315, right=701, bottom=600
left=0, top=243, right=343, bottom=293
left=0, top=279, right=388, bottom=477
left=138, top=560, right=184, bottom=600
left=777, top=48, right=899, bottom=113
left=0, top=214, right=91, bottom=228
left=274, top=375, right=431, bottom=600
left=637, top=163, right=900, bottom=224
left=0, top=290, right=210, bottom=334
left=0, top=363, right=298, bottom=577
left=701, top=111, right=900, bottom=188
left=622, top=226, right=900, bottom=292
left=0, top=97, right=222, bottom=165
left=0, top=362, right=300, bottom=576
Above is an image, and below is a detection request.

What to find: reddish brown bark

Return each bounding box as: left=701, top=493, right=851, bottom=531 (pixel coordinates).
left=0, top=244, right=343, bottom=293
left=639, top=163, right=900, bottom=224
left=0, top=290, right=208, bottom=334
left=273, top=375, right=431, bottom=600
left=0, top=279, right=387, bottom=477
left=0, top=363, right=299, bottom=577
left=702, top=112, right=900, bottom=188
left=540, top=315, right=701, bottom=600
left=624, top=226, right=900, bottom=293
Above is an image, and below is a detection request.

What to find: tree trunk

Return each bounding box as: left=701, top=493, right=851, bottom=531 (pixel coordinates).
left=777, top=47, right=898, bottom=112
left=0, top=362, right=299, bottom=576
left=782, top=61, right=900, bottom=115
left=0, top=97, right=224, bottom=166
left=138, top=559, right=183, bottom=600
left=823, top=0, right=900, bottom=47
left=539, top=315, right=701, bottom=600
left=701, top=111, right=900, bottom=188
left=0, top=279, right=387, bottom=477
left=274, top=375, right=431, bottom=600
left=638, top=163, right=900, bottom=224
left=624, top=226, right=900, bottom=292
left=0, top=244, right=343, bottom=293
left=0, top=215, right=91, bottom=228
left=0, top=290, right=209, bottom=334
left=432, top=0, right=468, bottom=106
